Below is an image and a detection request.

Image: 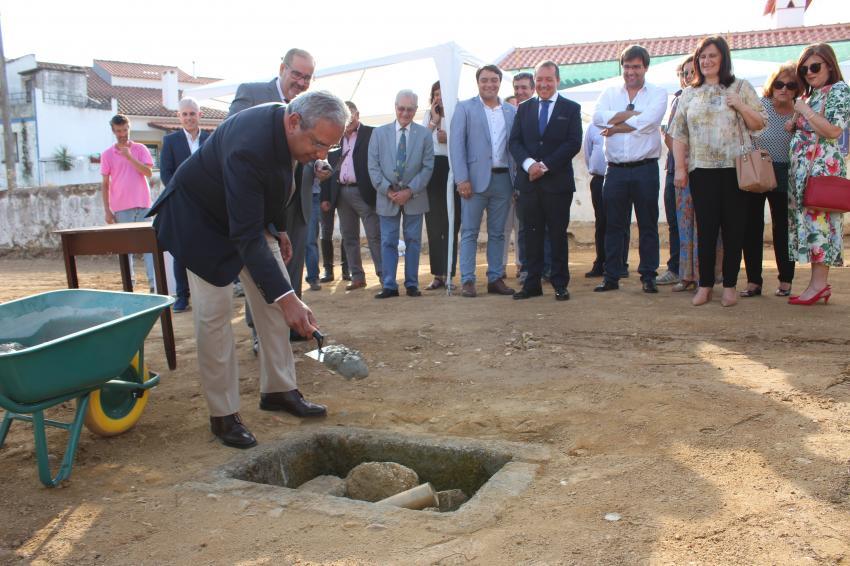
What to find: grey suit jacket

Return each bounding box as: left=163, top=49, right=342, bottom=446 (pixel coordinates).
left=449, top=97, right=516, bottom=193
left=367, top=121, right=434, bottom=216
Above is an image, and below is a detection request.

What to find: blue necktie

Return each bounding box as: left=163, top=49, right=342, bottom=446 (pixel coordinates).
left=395, top=128, right=407, bottom=183
left=538, top=99, right=551, bottom=137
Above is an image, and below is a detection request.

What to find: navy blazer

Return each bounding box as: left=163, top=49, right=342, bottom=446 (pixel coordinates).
left=159, top=129, right=210, bottom=186
left=148, top=104, right=295, bottom=302
left=509, top=95, right=583, bottom=194
left=321, top=124, right=376, bottom=207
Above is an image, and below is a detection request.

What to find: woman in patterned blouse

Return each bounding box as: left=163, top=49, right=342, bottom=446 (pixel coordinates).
left=739, top=62, right=798, bottom=299
left=786, top=43, right=850, bottom=306
left=670, top=35, right=766, bottom=307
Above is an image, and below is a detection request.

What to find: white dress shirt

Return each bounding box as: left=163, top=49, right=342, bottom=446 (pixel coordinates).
left=395, top=120, right=410, bottom=147
left=522, top=93, right=560, bottom=172
left=479, top=96, right=509, bottom=168
left=183, top=129, right=201, bottom=155
left=592, top=82, right=667, bottom=164
left=583, top=123, right=607, bottom=176
left=275, top=77, right=287, bottom=103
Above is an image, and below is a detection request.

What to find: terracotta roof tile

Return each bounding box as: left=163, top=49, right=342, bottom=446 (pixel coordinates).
left=86, top=69, right=228, bottom=119
left=498, top=22, right=850, bottom=69
left=20, top=61, right=88, bottom=74
left=93, top=59, right=219, bottom=84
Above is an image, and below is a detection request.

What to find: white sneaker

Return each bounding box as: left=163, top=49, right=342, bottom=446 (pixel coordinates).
left=657, top=270, right=679, bottom=285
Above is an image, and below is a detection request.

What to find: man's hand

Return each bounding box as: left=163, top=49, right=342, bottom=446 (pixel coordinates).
left=277, top=293, right=318, bottom=338
left=320, top=200, right=331, bottom=213
left=117, top=144, right=132, bottom=160
left=394, top=187, right=414, bottom=206
left=528, top=162, right=546, bottom=182
left=105, top=209, right=115, bottom=224
left=457, top=181, right=473, bottom=199
left=278, top=231, right=293, bottom=263
left=314, top=161, right=332, bottom=182
left=601, top=124, right=631, bottom=137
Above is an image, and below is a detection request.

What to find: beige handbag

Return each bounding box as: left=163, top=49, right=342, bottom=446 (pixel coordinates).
left=733, top=82, right=777, bottom=193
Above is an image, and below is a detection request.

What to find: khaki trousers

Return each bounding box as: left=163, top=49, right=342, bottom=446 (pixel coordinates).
left=187, top=234, right=297, bottom=417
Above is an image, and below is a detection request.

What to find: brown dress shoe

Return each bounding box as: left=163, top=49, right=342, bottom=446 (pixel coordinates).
left=260, top=390, right=327, bottom=417
left=487, top=278, right=515, bottom=295
left=461, top=281, right=477, bottom=297
left=346, top=279, right=367, bottom=290
left=210, top=413, right=257, bottom=448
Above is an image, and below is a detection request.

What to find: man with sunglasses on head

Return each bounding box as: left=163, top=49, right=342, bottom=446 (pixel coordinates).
left=592, top=44, right=668, bottom=295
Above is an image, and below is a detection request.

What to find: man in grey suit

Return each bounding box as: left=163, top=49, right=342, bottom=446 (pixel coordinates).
left=229, top=47, right=327, bottom=344
left=450, top=64, right=517, bottom=298
left=368, top=89, right=434, bottom=298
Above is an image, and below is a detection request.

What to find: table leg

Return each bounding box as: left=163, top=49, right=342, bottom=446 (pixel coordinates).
left=152, top=249, right=177, bottom=370
left=61, top=237, right=79, bottom=289
left=118, top=254, right=133, bottom=292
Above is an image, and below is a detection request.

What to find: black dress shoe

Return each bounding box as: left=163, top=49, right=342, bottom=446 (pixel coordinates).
left=319, top=270, right=334, bottom=283
left=260, top=390, right=327, bottom=418
left=554, top=287, right=570, bottom=301
left=406, top=286, right=422, bottom=297
left=584, top=269, right=604, bottom=278
left=290, top=329, right=308, bottom=342
left=594, top=281, right=619, bottom=292
left=642, top=280, right=659, bottom=293
left=513, top=287, right=543, bottom=300
left=375, top=288, right=399, bottom=299
left=210, top=413, right=257, bottom=448
left=342, top=269, right=352, bottom=281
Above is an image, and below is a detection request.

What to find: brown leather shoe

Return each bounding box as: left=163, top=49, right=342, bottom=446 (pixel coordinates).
left=210, top=413, right=257, bottom=448
left=260, top=390, right=327, bottom=418
left=461, top=281, right=477, bottom=297
left=487, top=278, right=515, bottom=295
left=346, top=279, right=367, bottom=291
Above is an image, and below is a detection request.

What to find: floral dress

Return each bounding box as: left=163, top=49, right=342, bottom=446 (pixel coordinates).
left=788, top=81, right=850, bottom=266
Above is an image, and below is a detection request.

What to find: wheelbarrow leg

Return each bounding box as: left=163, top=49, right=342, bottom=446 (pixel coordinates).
left=32, top=395, right=91, bottom=487
left=0, top=410, right=13, bottom=449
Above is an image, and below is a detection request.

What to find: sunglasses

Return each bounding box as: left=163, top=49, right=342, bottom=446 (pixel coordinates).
left=800, top=62, right=824, bottom=75
left=772, top=80, right=799, bottom=91
left=626, top=103, right=635, bottom=111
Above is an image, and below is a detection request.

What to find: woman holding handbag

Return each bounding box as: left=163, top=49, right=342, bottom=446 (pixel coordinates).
left=787, top=43, right=850, bottom=306
left=740, top=62, right=799, bottom=299
left=670, top=35, right=766, bottom=307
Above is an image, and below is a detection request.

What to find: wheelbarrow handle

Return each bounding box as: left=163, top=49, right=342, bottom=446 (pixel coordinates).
left=102, top=372, right=160, bottom=391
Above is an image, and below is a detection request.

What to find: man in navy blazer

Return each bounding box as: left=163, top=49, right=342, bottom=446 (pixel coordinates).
left=148, top=92, right=349, bottom=448
left=159, top=97, right=210, bottom=314
left=509, top=60, right=583, bottom=301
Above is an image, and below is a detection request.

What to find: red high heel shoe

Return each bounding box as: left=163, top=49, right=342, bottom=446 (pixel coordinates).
left=788, top=285, right=831, bottom=305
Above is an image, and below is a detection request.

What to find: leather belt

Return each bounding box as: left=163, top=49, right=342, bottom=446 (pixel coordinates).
left=607, top=158, right=658, bottom=168
left=491, top=167, right=509, bottom=174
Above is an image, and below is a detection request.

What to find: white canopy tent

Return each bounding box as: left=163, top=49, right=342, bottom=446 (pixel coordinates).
left=186, top=42, right=505, bottom=292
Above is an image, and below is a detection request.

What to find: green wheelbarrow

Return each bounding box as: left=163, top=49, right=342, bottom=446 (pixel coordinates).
left=0, top=289, right=174, bottom=487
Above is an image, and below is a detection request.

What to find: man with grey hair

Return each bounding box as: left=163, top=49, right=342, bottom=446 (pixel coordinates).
left=368, top=89, right=434, bottom=298
left=159, top=96, right=210, bottom=313
left=230, top=48, right=315, bottom=111
left=149, top=91, right=349, bottom=448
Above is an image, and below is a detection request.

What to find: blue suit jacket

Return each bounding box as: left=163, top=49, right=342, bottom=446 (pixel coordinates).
left=159, top=129, right=210, bottom=186
left=148, top=104, right=294, bottom=302
left=449, top=96, right=516, bottom=193
left=509, top=94, right=582, bottom=193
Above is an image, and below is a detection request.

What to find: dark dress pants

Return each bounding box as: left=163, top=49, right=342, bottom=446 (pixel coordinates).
left=741, top=163, right=794, bottom=286
left=689, top=168, right=746, bottom=288
left=590, top=174, right=631, bottom=273
left=172, top=257, right=190, bottom=300
left=602, top=161, right=660, bottom=284
left=519, top=188, right=573, bottom=290
left=424, top=155, right=460, bottom=277
left=663, top=169, right=680, bottom=274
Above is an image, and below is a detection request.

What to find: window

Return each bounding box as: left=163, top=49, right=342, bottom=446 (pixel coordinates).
left=144, top=143, right=160, bottom=168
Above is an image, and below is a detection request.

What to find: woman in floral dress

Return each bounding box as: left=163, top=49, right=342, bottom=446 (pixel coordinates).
left=787, top=43, right=850, bottom=305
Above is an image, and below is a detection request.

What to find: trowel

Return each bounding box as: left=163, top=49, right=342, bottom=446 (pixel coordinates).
left=304, top=330, right=325, bottom=362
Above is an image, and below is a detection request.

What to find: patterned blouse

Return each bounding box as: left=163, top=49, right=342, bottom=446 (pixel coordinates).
left=758, top=97, right=794, bottom=164
left=668, top=78, right=767, bottom=171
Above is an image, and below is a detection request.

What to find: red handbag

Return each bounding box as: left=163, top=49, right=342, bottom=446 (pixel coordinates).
left=802, top=86, right=850, bottom=213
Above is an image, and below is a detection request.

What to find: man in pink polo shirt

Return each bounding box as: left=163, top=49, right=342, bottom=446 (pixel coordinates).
left=101, top=114, right=155, bottom=291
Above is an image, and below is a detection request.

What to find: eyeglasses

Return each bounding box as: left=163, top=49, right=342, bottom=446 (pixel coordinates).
left=800, top=62, right=823, bottom=75
left=288, top=69, right=312, bottom=83
left=772, top=80, right=799, bottom=91
left=396, top=106, right=417, bottom=113
left=308, top=132, right=339, bottom=151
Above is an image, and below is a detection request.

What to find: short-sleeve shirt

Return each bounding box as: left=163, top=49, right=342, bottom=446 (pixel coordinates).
left=100, top=142, right=153, bottom=212
left=668, top=78, right=766, bottom=171
left=758, top=97, right=794, bottom=164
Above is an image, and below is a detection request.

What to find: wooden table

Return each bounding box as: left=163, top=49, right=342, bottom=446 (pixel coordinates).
left=54, top=222, right=177, bottom=370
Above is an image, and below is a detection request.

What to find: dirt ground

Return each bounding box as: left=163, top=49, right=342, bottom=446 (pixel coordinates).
left=1, top=245, right=850, bottom=565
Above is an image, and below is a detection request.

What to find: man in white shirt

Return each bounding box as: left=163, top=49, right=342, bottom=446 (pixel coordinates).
left=592, top=45, right=667, bottom=294
left=449, top=65, right=517, bottom=297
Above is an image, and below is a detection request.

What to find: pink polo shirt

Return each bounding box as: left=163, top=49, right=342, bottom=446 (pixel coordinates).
left=100, top=142, right=153, bottom=212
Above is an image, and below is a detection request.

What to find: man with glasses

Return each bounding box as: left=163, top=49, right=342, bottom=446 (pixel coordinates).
left=368, top=89, right=434, bottom=298
left=592, top=45, right=667, bottom=295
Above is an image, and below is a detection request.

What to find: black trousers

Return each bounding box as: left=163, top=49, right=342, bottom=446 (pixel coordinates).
left=424, top=155, right=460, bottom=277
left=519, top=189, right=573, bottom=289
left=689, top=168, right=746, bottom=288
left=590, top=174, right=631, bottom=272
left=741, top=163, right=795, bottom=286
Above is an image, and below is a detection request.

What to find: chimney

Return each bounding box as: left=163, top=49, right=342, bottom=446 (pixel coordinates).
left=161, top=70, right=179, bottom=111
left=773, top=0, right=805, bottom=28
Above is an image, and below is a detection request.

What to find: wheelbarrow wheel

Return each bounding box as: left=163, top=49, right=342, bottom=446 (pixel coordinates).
left=84, top=353, right=150, bottom=437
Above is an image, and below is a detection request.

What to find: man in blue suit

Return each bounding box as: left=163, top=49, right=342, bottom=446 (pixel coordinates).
left=159, top=97, right=210, bottom=313
left=450, top=64, right=517, bottom=298
left=148, top=91, right=349, bottom=448
left=509, top=60, right=583, bottom=301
